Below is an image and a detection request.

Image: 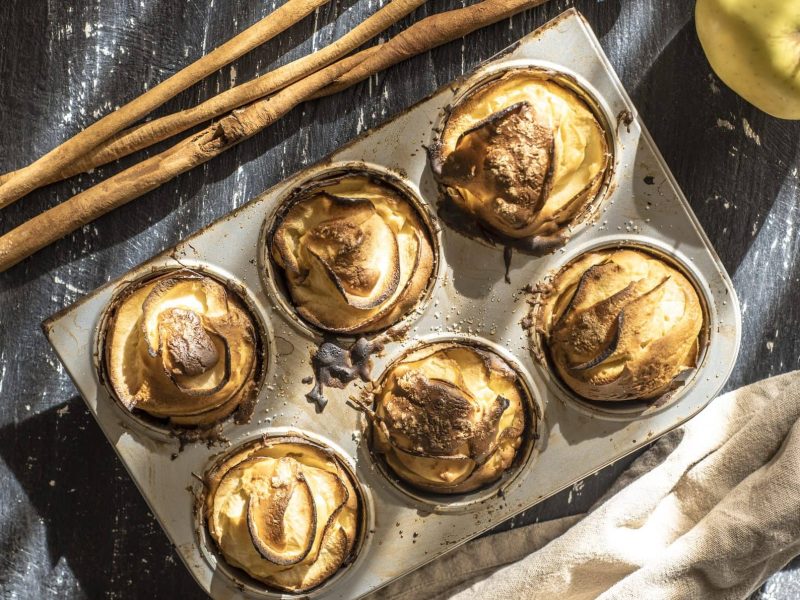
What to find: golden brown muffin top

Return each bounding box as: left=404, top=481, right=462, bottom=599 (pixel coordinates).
left=373, top=344, right=527, bottom=494
left=537, top=248, right=704, bottom=402
left=205, top=435, right=361, bottom=593
left=431, top=69, right=610, bottom=250
left=104, top=270, right=260, bottom=427
left=271, top=175, right=434, bottom=334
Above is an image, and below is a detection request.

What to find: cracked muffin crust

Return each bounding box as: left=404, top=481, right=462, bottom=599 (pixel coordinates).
left=536, top=248, right=704, bottom=402
left=372, top=343, right=527, bottom=494
left=430, top=68, right=611, bottom=251
left=103, top=270, right=261, bottom=427
left=205, top=435, right=362, bottom=593
left=270, top=174, right=435, bottom=334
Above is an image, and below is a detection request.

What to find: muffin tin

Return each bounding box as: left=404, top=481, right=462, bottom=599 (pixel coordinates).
left=43, top=10, right=741, bottom=600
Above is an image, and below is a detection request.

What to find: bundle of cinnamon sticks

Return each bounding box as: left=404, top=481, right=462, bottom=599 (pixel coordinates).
left=0, top=0, right=549, bottom=272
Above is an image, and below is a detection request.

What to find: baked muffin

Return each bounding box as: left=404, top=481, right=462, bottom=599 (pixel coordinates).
left=430, top=69, right=610, bottom=251
left=103, top=270, right=261, bottom=426
left=205, top=435, right=362, bottom=593
left=536, top=248, right=704, bottom=402
left=372, top=343, right=527, bottom=494
left=270, top=174, right=434, bottom=334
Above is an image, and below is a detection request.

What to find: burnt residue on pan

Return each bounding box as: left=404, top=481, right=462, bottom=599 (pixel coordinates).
left=173, top=424, right=229, bottom=458
left=306, top=337, right=385, bottom=412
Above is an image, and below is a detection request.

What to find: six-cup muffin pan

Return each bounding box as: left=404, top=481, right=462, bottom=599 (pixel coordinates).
left=44, top=10, right=741, bottom=599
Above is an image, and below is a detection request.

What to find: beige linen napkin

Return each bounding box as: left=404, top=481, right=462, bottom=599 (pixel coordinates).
left=368, top=370, right=800, bottom=600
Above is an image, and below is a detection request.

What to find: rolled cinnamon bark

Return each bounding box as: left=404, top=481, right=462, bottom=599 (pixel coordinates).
left=0, top=50, right=373, bottom=273
left=314, top=0, right=549, bottom=98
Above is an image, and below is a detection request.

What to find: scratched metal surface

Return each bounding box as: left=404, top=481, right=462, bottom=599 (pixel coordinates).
left=0, top=0, right=798, bottom=599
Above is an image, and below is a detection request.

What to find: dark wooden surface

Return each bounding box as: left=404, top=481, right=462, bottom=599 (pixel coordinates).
left=1, top=0, right=799, bottom=598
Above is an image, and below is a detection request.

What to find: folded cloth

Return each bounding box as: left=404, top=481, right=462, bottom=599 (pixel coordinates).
left=368, top=370, right=800, bottom=600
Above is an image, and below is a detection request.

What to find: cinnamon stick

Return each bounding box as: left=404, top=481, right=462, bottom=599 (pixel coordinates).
left=315, top=0, right=549, bottom=98
left=0, top=0, right=328, bottom=210
left=0, top=0, right=551, bottom=272
left=0, top=0, right=426, bottom=190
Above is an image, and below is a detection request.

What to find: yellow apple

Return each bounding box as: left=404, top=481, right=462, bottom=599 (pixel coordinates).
left=696, top=0, right=800, bottom=119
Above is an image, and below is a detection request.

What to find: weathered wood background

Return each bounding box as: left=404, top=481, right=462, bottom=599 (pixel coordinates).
left=1, top=0, right=799, bottom=597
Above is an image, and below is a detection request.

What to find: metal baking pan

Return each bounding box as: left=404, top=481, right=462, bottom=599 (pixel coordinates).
left=43, top=9, right=741, bottom=599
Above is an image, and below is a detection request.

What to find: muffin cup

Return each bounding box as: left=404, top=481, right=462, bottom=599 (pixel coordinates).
left=196, top=429, right=373, bottom=598
left=428, top=59, right=617, bottom=255
left=364, top=335, right=544, bottom=513
left=528, top=236, right=712, bottom=420
left=259, top=161, right=442, bottom=340
left=96, top=262, right=270, bottom=437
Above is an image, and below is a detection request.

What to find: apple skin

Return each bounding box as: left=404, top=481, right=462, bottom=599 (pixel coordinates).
left=696, top=0, right=800, bottom=120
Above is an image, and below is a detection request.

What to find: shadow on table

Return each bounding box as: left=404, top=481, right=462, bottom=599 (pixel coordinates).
left=0, top=397, right=204, bottom=598
left=628, top=17, right=800, bottom=277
